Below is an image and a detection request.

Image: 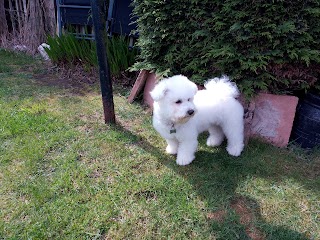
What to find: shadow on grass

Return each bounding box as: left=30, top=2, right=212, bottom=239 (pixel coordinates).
left=116, top=123, right=317, bottom=240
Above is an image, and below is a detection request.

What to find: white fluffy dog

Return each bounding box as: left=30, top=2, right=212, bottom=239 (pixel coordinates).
left=150, top=75, right=244, bottom=166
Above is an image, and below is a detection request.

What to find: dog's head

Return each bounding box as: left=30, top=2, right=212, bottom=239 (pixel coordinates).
left=150, top=75, right=198, bottom=124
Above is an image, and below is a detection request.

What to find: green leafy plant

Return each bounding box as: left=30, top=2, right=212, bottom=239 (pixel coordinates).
left=106, top=35, right=138, bottom=76
left=45, top=34, right=137, bottom=77
left=132, top=0, right=320, bottom=97
left=45, top=34, right=97, bottom=66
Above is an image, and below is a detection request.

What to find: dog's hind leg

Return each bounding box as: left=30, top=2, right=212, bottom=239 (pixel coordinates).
left=221, top=120, right=244, bottom=157
left=207, top=125, right=225, bottom=147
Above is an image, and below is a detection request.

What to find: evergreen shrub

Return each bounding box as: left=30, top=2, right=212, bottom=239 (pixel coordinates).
left=132, top=0, right=320, bottom=97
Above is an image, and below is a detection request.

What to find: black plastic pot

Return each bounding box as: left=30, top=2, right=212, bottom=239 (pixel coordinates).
left=291, top=92, right=320, bottom=148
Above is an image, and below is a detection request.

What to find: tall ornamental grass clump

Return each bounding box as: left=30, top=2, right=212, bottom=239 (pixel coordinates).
left=45, top=34, right=137, bottom=77
left=46, top=34, right=97, bottom=66
left=132, top=0, right=320, bottom=97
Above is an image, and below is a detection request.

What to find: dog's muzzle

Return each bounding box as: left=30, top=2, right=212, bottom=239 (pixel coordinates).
left=173, top=109, right=196, bottom=124
left=187, top=109, right=195, bottom=116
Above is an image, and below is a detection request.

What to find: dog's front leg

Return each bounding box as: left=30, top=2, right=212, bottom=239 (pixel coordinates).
left=165, top=139, right=178, bottom=155
left=176, top=140, right=198, bottom=166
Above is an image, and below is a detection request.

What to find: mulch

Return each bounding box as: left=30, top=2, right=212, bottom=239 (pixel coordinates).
left=32, top=62, right=137, bottom=95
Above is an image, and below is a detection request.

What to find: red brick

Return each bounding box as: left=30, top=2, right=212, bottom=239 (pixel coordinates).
left=250, top=93, right=298, bottom=147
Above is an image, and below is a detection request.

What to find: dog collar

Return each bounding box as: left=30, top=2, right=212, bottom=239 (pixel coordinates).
left=170, top=123, right=176, bottom=134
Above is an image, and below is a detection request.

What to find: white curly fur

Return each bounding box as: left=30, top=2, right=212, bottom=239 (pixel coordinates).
left=150, top=75, right=244, bottom=166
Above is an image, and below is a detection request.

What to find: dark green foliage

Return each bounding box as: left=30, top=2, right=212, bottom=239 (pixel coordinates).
left=46, top=34, right=98, bottom=67
left=45, top=34, right=138, bottom=77
left=132, top=0, right=320, bottom=97
left=106, top=35, right=138, bottom=77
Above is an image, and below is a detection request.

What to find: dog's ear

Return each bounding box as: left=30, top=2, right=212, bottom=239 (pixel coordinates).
left=150, top=81, right=168, bottom=101
left=191, top=82, right=198, bottom=95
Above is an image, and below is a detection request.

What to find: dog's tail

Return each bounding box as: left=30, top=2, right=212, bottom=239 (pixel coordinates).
left=204, top=75, right=240, bottom=98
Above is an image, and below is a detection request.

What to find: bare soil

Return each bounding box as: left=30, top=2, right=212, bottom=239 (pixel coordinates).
left=207, top=196, right=265, bottom=240
left=32, top=62, right=138, bottom=95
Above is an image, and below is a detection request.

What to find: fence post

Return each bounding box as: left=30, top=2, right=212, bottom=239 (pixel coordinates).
left=91, top=0, right=116, bottom=124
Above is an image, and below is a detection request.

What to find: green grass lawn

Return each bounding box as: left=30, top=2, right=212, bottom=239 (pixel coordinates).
left=0, top=49, right=319, bottom=239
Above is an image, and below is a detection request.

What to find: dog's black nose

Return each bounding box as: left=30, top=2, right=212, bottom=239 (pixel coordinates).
left=187, top=109, right=195, bottom=116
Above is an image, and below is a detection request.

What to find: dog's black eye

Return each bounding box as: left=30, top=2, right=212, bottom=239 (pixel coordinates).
left=175, top=100, right=182, bottom=104
left=188, top=98, right=191, bottom=101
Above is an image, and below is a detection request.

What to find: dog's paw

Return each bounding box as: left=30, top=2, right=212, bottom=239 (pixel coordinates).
left=226, top=144, right=244, bottom=157
left=206, top=135, right=224, bottom=147
left=176, top=155, right=195, bottom=166
left=166, top=145, right=178, bottom=155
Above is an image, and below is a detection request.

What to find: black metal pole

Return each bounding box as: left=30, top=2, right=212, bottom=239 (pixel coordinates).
left=91, top=0, right=116, bottom=124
